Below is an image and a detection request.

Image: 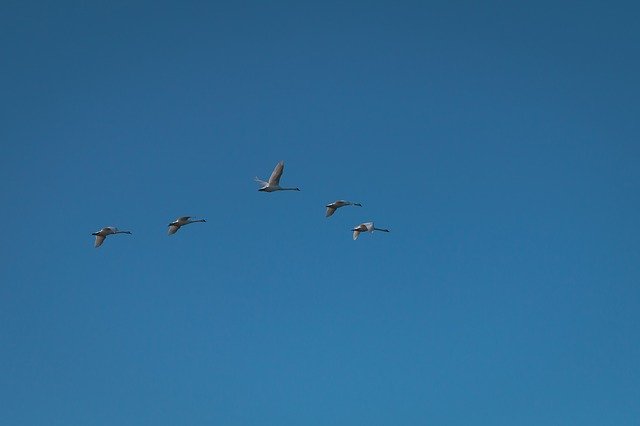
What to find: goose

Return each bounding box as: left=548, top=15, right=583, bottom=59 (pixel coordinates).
left=168, top=216, right=206, bottom=235
left=255, top=161, right=300, bottom=192
left=351, top=222, right=390, bottom=240
left=325, top=200, right=362, bottom=217
left=92, top=227, right=132, bottom=248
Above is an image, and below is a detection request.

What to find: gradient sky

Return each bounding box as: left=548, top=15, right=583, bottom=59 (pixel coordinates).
left=1, top=1, right=639, bottom=425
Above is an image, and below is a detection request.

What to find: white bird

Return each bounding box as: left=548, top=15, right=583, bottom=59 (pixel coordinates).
left=168, top=216, right=206, bottom=235
left=92, top=227, right=132, bottom=248
left=351, top=222, right=390, bottom=240
left=255, top=161, right=300, bottom=192
left=325, top=200, right=362, bottom=217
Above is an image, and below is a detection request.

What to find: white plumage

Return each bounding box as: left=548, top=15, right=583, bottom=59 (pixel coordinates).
left=255, top=161, right=300, bottom=192
left=325, top=200, right=362, bottom=217
left=92, top=227, right=132, bottom=248
left=168, top=216, right=206, bottom=235
left=351, top=222, right=390, bottom=240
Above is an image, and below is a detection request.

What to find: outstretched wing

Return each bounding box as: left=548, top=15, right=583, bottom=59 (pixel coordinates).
left=168, top=224, right=180, bottom=235
left=94, top=235, right=106, bottom=248
left=352, top=229, right=361, bottom=240
left=254, top=176, right=268, bottom=188
left=268, top=161, right=284, bottom=185
left=326, top=206, right=337, bottom=217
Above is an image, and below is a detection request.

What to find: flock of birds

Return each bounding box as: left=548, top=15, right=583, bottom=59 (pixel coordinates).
left=92, top=161, right=390, bottom=248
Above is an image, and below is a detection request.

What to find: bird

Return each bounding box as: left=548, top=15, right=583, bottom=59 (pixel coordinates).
left=92, top=227, right=132, bottom=248
left=168, top=216, right=206, bottom=235
left=255, top=161, right=300, bottom=192
left=325, top=200, right=362, bottom=217
left=351, top=222, right=390, bottom=240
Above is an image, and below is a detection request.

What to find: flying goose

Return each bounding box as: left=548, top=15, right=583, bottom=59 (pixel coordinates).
left=255, top=161, right=300, bottom=192
left=92, top=227, right=132, bottom=248
left=351, top=222, right=390, bottom=240
left=325, top=200, right=362, bottom=217
left=168, top=216, right=206, bottom=235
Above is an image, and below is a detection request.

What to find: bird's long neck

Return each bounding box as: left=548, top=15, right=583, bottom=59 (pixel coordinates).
left=116, top=230, right=132, bottom=234
left=373, top=227, right=389, bottom=232
left=281, top=187, right=300, bottom=191
left=190, top=219, right=206, bottom=223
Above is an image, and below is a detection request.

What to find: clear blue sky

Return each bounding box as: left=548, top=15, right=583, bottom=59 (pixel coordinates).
left=1, top=1, right=639, bottom=424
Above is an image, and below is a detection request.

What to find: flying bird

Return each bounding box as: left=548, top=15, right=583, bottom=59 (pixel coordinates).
left=325, top=200, right=362, bottom=217
left=92, top=227, right=132, bottom=248
left=168, top=216, right=206, bottom=235
left=255, top=161, right=300, bottom=192
left=351, top=222, right=390, bottom=240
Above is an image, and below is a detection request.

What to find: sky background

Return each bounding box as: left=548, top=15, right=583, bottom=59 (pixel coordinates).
left=1, top=1, right=639, bottom=424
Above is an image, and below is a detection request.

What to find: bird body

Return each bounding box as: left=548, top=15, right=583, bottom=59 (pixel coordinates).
left=168, top=216, right=206, bottom=235
left=325, top=200, right=362, bottom=217
left=351, top=222, right=390, bottom=240
left=255, top=161, right=300, bottom=192
left=92, top=226, right=132, bottom=247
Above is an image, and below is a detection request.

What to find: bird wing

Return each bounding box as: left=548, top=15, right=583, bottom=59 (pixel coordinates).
left=94, top=235, right=106, bottom=247
left=168, top=225, right=180, bottom=235
left=268, top=161, right=284, bottom=185
left=178, top=216, right=191, bottom=222
left=326, top=206, right=337, bottom=217
left=254, top=176, right=268, bottom=187
left=352, top=229, right=361, bottom=240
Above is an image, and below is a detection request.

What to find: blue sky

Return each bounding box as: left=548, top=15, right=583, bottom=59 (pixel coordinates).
left=1, top=1, right=639, bottom=424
